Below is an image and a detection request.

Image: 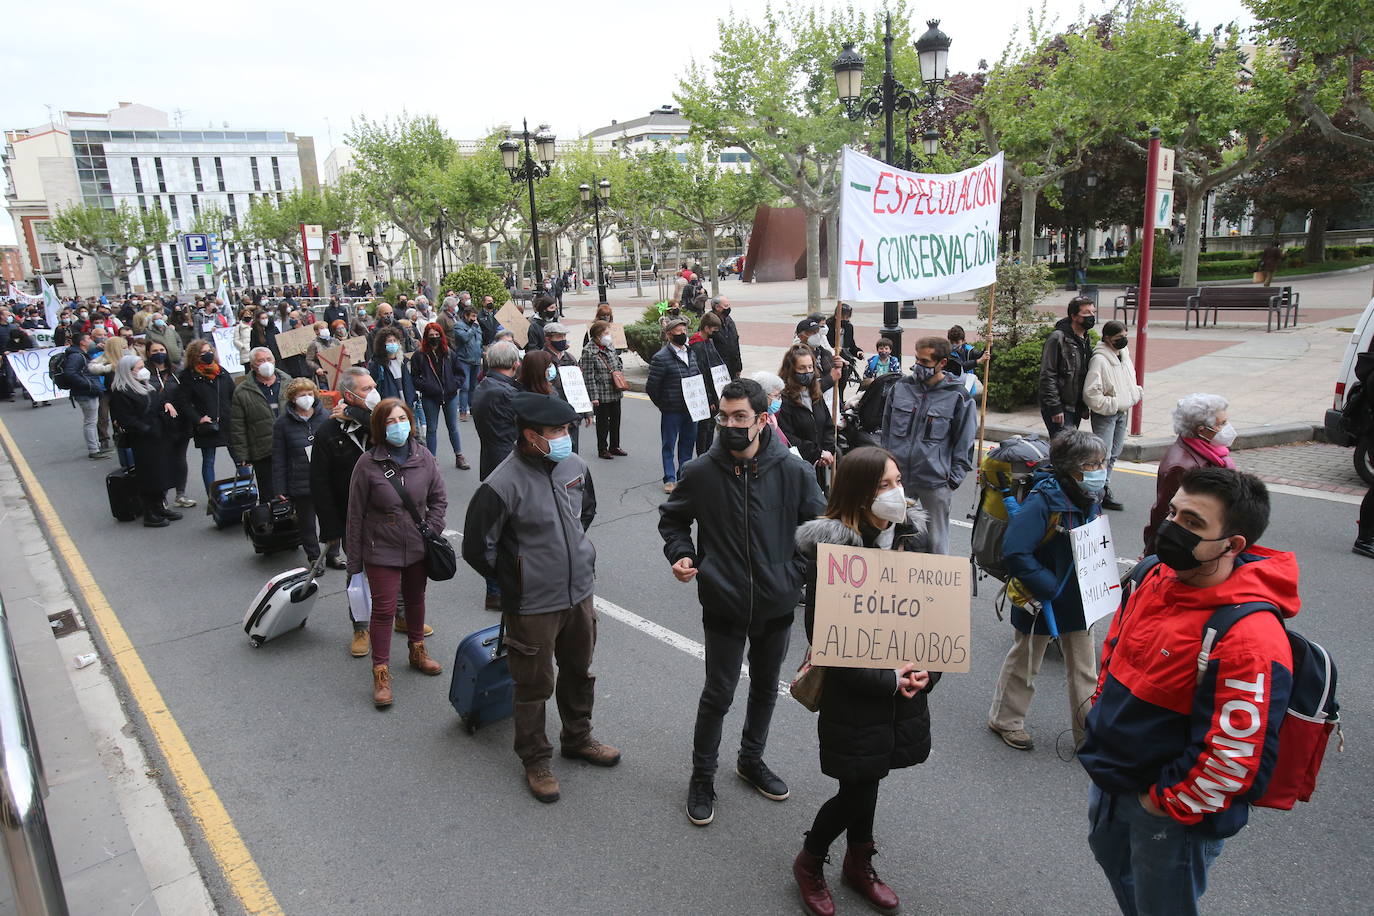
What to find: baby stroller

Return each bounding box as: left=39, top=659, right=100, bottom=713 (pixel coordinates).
left=837, top=371, right=901, bottom=454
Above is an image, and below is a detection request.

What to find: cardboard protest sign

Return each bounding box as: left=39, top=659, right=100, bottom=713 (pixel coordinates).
left=495, top=302, right=529, bottom=348
left=609, top=322, right=627, bottom=350
left=558, top=365, right=594, bottom=413
left=710, top=364, right=731, bottom=397
left=5, top=348, right=67, bottom=401
left=1071, top=515, right=1122, bottom=628
left=839, top=148, right=1003, bottom=301
left=211, top=327, right=241, bottom=372
left=681, top=374, right=711, bottom=422
left=316, top=337, right=368, bottom=389
left=810, top=544, right=971, bottom=672
left=274, top=326, right=317, bottom=359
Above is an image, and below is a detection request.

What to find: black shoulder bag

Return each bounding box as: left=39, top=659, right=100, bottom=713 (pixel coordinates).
left=382, top=461, right=457, bottom=581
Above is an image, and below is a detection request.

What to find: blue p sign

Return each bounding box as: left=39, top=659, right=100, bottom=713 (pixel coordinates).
left=183, top=233, right=211, bottom=262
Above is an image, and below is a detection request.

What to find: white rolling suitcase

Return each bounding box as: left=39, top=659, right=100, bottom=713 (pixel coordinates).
left=243, top=567, right=320, bottom=647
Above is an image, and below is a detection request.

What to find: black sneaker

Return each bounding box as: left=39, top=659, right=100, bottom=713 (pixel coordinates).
left=736, top=758, right=789, bottom=801
left=686, top=776, right=715, bottom=826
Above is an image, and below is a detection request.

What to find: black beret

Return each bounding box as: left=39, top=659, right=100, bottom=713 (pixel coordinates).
left=512, top=391, right=578, bottom=427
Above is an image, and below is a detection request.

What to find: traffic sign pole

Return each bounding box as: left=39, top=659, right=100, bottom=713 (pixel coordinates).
left=1130, top=128, right=1162, bottom=437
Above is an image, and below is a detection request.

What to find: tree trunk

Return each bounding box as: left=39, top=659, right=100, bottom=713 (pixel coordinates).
left=805, top=209, right=821, bottom=312
left=826, top=209, right=839, bottom=299
left=633, top=229, right=645, bottom=297
left=1178, top=187, right=1204, bottom=286
left=1018, top=184, right=1039, bottom=261
left=1304, top=207, right=1329, bottom=264
left=706, top=227, right=719, bottom=298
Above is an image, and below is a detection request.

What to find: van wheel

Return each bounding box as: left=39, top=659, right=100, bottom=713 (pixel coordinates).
left=1355, top=441, right=1374, bottom=486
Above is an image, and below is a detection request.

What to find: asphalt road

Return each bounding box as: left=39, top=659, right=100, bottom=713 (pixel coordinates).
left=3, top=392, right=1369, bottom=915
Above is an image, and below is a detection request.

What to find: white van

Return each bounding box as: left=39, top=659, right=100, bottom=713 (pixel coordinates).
left=1324, top=295, right=1374, bottom=483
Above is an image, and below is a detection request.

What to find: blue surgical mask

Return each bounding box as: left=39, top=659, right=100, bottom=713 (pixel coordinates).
left=768, top=397, right=782, bottom=414
left=1079, top=468, right=1108, bottom=495
left=545, top=365, right=558, bottom=382
left=385, top=342, right=400, bottom=356
left=385, top=421, right=410, bottom=446
left=543, top=433, right=573, bottom=462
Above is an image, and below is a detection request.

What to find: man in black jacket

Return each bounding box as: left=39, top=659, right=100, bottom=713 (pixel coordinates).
left=525, top=296, right=556, bottom=353
left=310, top=367, right=381, bottom=658
left=63, top=334, right=108, bottom=459
left=659, top=378, right=826, bottom=828
left=471, top=340, right=522, bottom=610
left=1038, top=296, right=1095, bottom=437
left=709, top=297, right=743, bottom=379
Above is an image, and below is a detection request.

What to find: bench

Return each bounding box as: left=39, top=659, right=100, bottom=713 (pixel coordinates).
left=1196, top=286, right=1299, bottom=331
left=1112, top=287, right=1203, bottom=328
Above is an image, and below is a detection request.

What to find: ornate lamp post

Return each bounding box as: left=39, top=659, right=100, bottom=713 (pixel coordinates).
left=500, top=120, right=556, bottom=293
left=63, top=250, right=84, bottom=298
left=834, top=16, right=952, bottom=352
left=580, top=177, right=611, bottom=305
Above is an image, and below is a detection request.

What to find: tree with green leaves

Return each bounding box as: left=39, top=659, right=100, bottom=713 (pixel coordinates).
left=45, top=202, right=173, bottom=293
left=606, top=147, right=681, bottom=297
left=240, top=183, right=364, bottom=293
left=678, top=1, right=919, bottom=310
left=434, top=133, right=520, bottom=265
left=346, top=113, right=454, bottom=293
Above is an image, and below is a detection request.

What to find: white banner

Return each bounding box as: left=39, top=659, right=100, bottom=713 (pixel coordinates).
left=1071, top=515, right=1122, bottom=629
left=838, top=148, right=1003, bottom=301
left=5, top=347, right=68, bottom=401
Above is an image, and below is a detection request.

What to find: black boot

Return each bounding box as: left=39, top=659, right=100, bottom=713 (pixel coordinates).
left=1354, top=536, right=1374, bottom=559
left=158, top=503, right=184, bottom=521
left=1102, top=487, right=1124, bottom=511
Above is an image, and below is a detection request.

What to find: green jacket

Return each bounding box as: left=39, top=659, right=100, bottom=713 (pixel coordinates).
left=143, top=323, right=183, bottom=365
left=230, top=370, right=292, bottom=461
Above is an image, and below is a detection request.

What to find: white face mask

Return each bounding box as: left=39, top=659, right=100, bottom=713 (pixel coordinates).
left=599, top=334, right=614, bottom=349
left=133, top=367, right=151, bottom=382
left=317, top=328, right=329, bottom=339
left=1209, top=421, right=1237, bottom=448
left=255, top=361, right=276, bottom=378
left=259, top=316, right=269, bottom=325
left=294, top=394, right=314, bottom=410
left=362, top=388, right=381, bottom=410
left=870, top=488, right=908, bottom=525
left=808, top=332, right=825, bottom=348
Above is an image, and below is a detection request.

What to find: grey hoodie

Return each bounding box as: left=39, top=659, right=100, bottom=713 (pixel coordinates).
left=879, top=370, right=978, bottom=490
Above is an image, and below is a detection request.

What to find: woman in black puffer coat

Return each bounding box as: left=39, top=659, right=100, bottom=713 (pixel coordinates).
left=175, top=338, right=237, bottom=499
left=790, top=446, right=939, bottom=916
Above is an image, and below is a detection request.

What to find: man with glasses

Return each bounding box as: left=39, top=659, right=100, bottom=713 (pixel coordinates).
left=659, top=378, right=826, bottom=827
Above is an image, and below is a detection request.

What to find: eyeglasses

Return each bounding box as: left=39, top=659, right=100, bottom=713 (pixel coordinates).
left=714, top=412, right=758, bottom=428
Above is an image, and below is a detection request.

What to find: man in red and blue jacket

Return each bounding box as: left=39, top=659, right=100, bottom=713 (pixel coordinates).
left=1079, top=468, right=1297, bottom=916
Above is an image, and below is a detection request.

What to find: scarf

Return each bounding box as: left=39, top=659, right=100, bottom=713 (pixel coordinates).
left=195, top=361, right=222, bottom=380
left=1181, top=436, right=1235, bottom=469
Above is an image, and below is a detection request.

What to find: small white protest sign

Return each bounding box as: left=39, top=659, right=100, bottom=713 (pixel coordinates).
left=211, top=326, right=241, bottom=372
left=558, top=365, right=594, bottom=413
left=1071, top=514, right=1122, bottom=628
left=710, top=364, right=731, bottom=396
left=681, top=373, right=711, bottom=422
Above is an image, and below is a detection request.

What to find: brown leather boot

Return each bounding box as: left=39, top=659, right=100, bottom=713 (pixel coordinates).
left=841, top=841, right=900, bottom=915
left=372, top=665, right=393, bottom=708
left=793, top=847, right=835, bottom=916
left=525, top=766, right=560, bottom=803
left=408, top=641, right=443, bottom=676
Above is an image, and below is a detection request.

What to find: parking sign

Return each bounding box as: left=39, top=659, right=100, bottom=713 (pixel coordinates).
left=182, top=233, right=211, bottom=263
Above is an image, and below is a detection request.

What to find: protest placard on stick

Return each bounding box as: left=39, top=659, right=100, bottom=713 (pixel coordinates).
left=496, top=302, right=529, bottom=348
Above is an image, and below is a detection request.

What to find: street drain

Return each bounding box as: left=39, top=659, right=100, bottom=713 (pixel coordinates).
left=47, top=609, right=83, bottom=638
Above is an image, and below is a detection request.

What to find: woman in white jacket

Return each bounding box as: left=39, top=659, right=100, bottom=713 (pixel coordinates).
left=1082, top=320, right=1142, bottom=511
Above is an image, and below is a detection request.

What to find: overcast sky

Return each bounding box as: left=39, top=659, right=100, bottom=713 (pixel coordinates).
left=2, top=0, right=1252, bottom=246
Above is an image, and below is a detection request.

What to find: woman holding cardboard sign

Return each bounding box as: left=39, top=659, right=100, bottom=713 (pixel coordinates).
left=792, top=446, right=939, bottom=916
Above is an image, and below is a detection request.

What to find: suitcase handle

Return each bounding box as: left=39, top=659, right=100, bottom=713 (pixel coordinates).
left=481, top=615, right=508, bottom=659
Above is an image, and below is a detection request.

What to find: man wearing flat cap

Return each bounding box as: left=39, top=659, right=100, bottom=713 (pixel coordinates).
left=462, top=392, right=619, bottom=804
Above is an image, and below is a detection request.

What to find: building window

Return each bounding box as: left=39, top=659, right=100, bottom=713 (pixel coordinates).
left=143, top=261, right=155, bottom=290
left=271, top=157, right=282, bottom=190
left=168, top=195, right=179, bottom=222
left=227, top=194, right=238, bottom=224
left=156, top=247, right=169, bottom=286
left=154, top=157, right=167, bottom=193
left=131, top=158, right=144, bottom=193
left=193, top=158, right=205, bottom=192
left=251, top=158, right=261, bottom=191
left=191, top=195, right=201, bottom=218
left=214, top=157, right=226, bottom=191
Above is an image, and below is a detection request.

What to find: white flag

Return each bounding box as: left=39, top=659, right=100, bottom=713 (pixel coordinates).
left=40, top=277, right=61, bottom=329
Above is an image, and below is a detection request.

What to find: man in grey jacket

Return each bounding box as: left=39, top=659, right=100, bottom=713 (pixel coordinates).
left=880, top=337, right=977, bottom=555
left=462, top=392, right=619, bottom=804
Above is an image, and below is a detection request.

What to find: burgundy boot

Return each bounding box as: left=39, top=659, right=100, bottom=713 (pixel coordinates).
left=841, top=841, right=900, bottom=915
left=792, top=847, right=836, bottom=916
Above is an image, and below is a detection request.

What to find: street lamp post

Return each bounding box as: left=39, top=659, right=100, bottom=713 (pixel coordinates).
left=63, top=251, right=84, bottom=298
left=580, top=178, right=611, bottom=305
left=500, top=120, right=557, bottom=294
left=834, top=15, right=951, bottom=356
left=1060, top=171, right=1099, bottom=291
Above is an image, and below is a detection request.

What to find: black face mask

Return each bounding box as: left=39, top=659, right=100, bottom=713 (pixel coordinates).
left=1155, top=519, right=1232, bottom=572
left=719, top=424, right=757, bottom=453
left=671, top=333, right=687, bottom=346
left=1110, top=336, right=1128, bottom=349
left=1080, top=314, right=1097, bottom=330
left=150, top=352, right=167, bottom=365
left=795, top=371, right=815, bottom=386
left=199, top=351, right=216, bottom=365
left=551, top=340, right=569, bottom=352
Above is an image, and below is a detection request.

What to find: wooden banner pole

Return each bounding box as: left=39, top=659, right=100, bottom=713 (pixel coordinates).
left=976, top=282, right=997, bottom=466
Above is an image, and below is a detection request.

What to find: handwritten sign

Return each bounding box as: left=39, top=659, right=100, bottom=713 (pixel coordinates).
left=558, top=365, right=594, bottom=413
left=274, top=325, right=317, bottom=359
left=1071, top=515, right=1121, bottom=628
left=681, top=373, right=711, bottom=422
left=495, top=302, right=529, bottom=348
left=211, top=327, right=242, bottom=372
left=317, top=337, right=368, bottom=389
left=710, top=364, right=731, bottom=397
left=839, top=147, right=1003, bottom=302
left=810, top=544, right=971, bottom=672
left=5, top=348, right=68, bottom=401
left=608, top=322, right=627, bottom=350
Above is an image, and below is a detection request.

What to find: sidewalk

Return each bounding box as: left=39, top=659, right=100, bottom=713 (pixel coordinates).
left=0, top=453, right=215, bottom=914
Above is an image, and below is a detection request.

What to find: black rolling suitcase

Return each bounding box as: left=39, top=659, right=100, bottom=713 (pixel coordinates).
left=242, top=499, right=301, bottom=554
left=106, top=467, right=141, bottom=521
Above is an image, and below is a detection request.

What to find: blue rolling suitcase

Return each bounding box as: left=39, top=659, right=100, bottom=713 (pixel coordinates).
left=449, top=620, right=513, bottom=734
left=211, top=469, right=258, bottom=529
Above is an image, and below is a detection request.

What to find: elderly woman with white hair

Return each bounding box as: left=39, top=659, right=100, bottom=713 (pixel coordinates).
left=750, top=370, right=790, bottom=448
left=1142, top=393, right=1237, bottom=556
left=109, top=354, right=182, bottom=527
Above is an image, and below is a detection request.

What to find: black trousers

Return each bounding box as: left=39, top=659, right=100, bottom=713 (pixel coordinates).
left=1360, top=486, right=1373, bottom=539
left=691, top=618, right=791, bottom=778
left=593, top=401, right=622, bottom=453
left=252, top=455, right=274, bottom=504
left=694, top=418, right=715, bottom=457
left=805, top=779, right=881, bottom=854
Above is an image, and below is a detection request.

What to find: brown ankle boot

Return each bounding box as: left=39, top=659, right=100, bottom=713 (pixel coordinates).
left=408, top=641, right=443, bottom=676
left=372, top=665, right=393, bottom=708
left=841, top=841, right=899, bottom=915
left=792, top=847, right=835, bottom=916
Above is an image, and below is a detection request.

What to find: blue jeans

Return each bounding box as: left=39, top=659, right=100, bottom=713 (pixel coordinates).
left=421, top=394, right=462, bottom=457
left=199, top=446, right=220, bottom=496
left=1088, top=784, right=1225, bottom=916
left=659, top=410, right=696, bottom=483
left=458, top=362, right=479, bottom=414
left=1090, top=410, right=1129, bottom=480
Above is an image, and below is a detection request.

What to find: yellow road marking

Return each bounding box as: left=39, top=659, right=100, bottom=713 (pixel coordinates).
left=0, top=417, right=283, bottom=916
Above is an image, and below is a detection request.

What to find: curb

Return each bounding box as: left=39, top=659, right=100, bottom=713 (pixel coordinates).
left=983, top=421, right=1322, bottom=461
